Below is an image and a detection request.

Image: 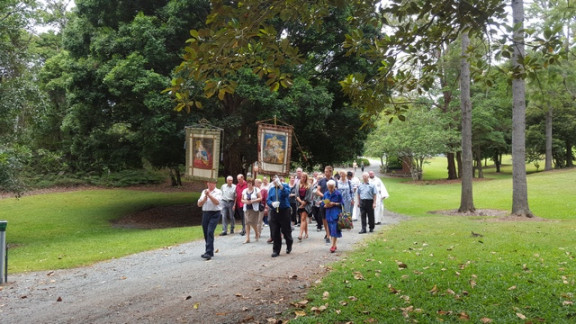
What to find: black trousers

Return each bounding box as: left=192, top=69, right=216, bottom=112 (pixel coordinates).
left=269, top=207, right=293, bottom=254
left=360, top=199, right=375, bottom=230
left=312, top=205, right=322, bottom=229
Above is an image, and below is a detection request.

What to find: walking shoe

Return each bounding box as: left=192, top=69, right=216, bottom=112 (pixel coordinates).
left=375, top=222, right=381, bottom=225
left=286, top=247, right=292, bottom=254
left=330, top=246, right=336, bottom=253
left=359, top=229, right=367, bottom=234
left=220, top=232, right=227, bottom=236
left=201, top=253, right=212, bottom=260
left=271, top=252, right=279, bottom=257
left=369, top=228, right=374, bottom=232
left=324, top=236, right=330, bottom=243
left=230, top=230, right=235, bottom=234
left=239, top=231, right=246, bottom=236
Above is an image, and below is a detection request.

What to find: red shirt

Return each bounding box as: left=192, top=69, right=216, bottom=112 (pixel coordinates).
left=235, top=181, right=247, bottom=208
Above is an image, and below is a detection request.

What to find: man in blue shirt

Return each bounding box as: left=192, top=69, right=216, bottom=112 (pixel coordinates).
left=356, top=172, right=377, bottom=234
left=267, top=175, right=293, bottom=257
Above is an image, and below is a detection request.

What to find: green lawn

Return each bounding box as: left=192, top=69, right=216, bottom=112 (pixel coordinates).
left=0, top=189, right=203, bottom=272
left=289, top=160, right=576, bottom=323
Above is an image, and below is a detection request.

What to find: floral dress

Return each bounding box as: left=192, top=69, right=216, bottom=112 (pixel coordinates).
left=322, top=189, right=343, bottom=238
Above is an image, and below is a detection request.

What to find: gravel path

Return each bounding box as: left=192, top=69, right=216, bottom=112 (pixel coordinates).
left=0, top=211, right=405, bottom=323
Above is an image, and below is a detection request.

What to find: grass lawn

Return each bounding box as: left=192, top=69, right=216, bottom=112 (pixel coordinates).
left=0, top=189, right=203, bottom=273
left=289, top=159, right=576, bottom=323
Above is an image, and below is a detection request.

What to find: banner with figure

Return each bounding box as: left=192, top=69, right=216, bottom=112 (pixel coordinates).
left=185, top=126, right=222, bottom=181
left=257, top=123, right=293, bottom=177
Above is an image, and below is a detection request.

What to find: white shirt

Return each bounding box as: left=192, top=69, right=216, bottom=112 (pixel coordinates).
left=198, top=188, right=222, bottom=211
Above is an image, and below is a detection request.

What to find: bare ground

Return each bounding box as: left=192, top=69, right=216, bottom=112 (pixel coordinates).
left=0, top=182, right=407, bottom=323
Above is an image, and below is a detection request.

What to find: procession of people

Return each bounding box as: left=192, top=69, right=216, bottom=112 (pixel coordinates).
left=197, top=161, right=389, bottom=260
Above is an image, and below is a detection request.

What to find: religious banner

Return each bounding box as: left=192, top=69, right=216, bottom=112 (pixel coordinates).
left=257, top=123, right=293, bottom=177
left=185, top=124, right=222, bottom=181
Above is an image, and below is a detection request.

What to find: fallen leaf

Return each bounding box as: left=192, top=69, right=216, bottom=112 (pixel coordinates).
left=56, top=297, right=62, bottom=302
left=193, top=303, right=199, bottom=309
left=469, top=280, right=477, bottom=289
left=458, top=312, right=470, bottom=320
left=446, top=288, right=456, bottom=295
left=294, top=310, right=306, bottom=317
left=388, top=284, right=399, bottom=294
left=480, top=317, right=492, bottom=323
left=339, top=301, right=348, bottom=306
left=563, top=301, right=574, bottom=306
left=322, top=291, right=330, bottom=299
left=516, top=313, right=526, bottom=320
left=353, top=272, right=365, bottom=280
left=235, top=293, right=243, bottom=298
left=290, top=274, right=298, bottom=279
left=185, top=296, right=192, bottom=300
left=508, top=285, right=517, bottom=291
left=429, top=284, right=438, bottom=294
left=214, top=249, right=219, bottom=253
left=348, top=296, right=358, bottom=301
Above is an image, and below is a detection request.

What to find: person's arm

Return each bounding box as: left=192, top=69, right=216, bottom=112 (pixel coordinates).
left=197, top=190, right=207, bottom=207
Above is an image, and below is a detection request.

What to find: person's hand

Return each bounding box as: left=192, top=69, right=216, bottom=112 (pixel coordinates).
left=272, top=201, right=280, bottom=208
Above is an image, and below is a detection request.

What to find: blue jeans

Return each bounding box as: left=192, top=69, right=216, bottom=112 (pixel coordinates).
left=202, top=210, right=221, bottom=256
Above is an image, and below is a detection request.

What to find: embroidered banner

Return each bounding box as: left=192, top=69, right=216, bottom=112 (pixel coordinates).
left=185, top=126, right=222, bottom=181
left=257, top=123, right=293, bottom=177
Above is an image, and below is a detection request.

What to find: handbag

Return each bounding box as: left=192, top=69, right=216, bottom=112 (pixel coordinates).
left=259, top=203, right=265, bottom=212
left=337, top=210, right=353, bottom=230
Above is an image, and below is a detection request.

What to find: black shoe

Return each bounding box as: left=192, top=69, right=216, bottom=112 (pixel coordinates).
left=220, top=232, right=227, bottom=236
left=359, top=229, right=367, bottom=234
left=316, top=228, right=322, bottom=232
left=324, top=236, right=330, bottom=244
left=271, top=252, right=279, bottom=257
left=201, top=253, right=212, bottom=260
left=375, top=222, right=381, bottom=225
left=369, top=228, right=374, bottom=232
left=286, top=247, right=292, bottom=254
left=239, top=231, right=246, bottom=236
left=230, top=230, right=235, bottom=234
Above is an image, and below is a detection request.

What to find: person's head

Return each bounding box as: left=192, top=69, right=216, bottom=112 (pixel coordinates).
left=246, top=177, right=254, bottom=188
left=289, top=175, right=295, bottom=185
left=226, top=175, right=233, bottom=185
left=296, top=167, right=303, bottom=179
left=237, top=174, right=245, bottom=184
left=327, top=179, right=336, bottom=192
left=347, top=171, right=354, bottom=179
left=300, top=172, right=309, bottom=186
left=339, top=170, right=347, bottom=180
left=362, top=172, right=370, bottom=183
left=255, top=178, right=262, bottom=188
left=369, top=171, right=375, bottom=179
left=207, top=179, right=217, bottom=190
left=262, top=176, right=269, bottom=185
left=324, top=165, right=333, bottom=178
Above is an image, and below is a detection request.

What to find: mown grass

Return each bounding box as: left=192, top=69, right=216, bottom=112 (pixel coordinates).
left=0, top=189, right=202, bottom=273
left=289, top=159, right=576, bottom=323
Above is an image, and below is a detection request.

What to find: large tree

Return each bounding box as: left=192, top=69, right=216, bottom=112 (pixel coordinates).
left=55, top=0, right=210, bottom=176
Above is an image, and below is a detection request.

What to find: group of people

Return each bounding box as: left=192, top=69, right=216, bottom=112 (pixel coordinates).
left=197, top=165, right=389, bottom=260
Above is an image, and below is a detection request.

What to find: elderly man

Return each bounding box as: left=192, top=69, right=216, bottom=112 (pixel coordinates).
left=220, top=175, right=236, bottom=235
left=197, top=179, right=222, bottom=260
left=369, top=170, right=389, bottom=225
left=235, top=174, right=247, bottom=236
left=315, top=165, right=337, bottom=243
left=357, top=172, right=377, bottom=234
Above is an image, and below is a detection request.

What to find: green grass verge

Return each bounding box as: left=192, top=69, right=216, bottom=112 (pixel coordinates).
left=288, top=160, right=576, bottom=322
left=0, top=189, right=202, bottom=273
left=291, top=217, right=576, bottom=323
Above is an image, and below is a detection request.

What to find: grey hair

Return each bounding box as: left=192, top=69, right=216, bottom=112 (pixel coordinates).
left=327, top=179, right=336, bottom=187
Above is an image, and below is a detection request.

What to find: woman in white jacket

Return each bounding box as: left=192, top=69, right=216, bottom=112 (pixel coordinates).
left=241, top=178, right=262, bottom=243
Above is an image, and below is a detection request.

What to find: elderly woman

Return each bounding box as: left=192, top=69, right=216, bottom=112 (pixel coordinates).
left=321, top=179, right=343, bottom=253
left=295, top=172, right=314, bottom=241
left=241, top=178, right=262, bottom=243
left=337, top=170, right=354, bottom=216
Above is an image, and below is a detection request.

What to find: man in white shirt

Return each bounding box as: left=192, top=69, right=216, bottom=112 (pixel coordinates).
left=197, top=179, right=222, bottom=260
left=220, top=176, right=236, bottom=235
left=368, top=171, right=389, bottom=225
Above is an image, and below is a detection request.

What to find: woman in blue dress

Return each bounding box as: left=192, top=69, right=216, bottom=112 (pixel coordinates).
left=322, top=180, right=343, bottom=253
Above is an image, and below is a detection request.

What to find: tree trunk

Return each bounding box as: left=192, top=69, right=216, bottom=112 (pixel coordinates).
left=545, top=105, right=553, bottom=170
left=566, top=142, right=574, bottom=167
left=511, top=0, right=533, bottom=217
left=456, top=151, right=462, bottom=178
left=446, top=152, right=458, bottom=180
left=458, top=30, right=475, bottom=213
